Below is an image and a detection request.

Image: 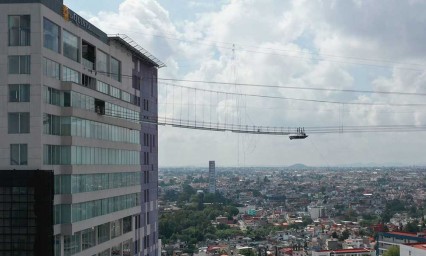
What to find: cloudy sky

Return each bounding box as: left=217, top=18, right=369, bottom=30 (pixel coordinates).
left=64, top=0, right=426, bottom=167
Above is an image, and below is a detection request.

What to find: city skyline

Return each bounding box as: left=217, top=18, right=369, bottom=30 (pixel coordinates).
left=65, top=0, right=426, bottom=167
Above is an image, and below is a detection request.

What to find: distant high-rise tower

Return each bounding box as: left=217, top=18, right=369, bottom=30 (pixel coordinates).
left=209, top=161, right=216, bottom=193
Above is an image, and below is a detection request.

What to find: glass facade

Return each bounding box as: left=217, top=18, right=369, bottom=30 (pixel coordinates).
left=9, top=84, right=30, bottom=102
left=8, top=112, right=30, bottom=134
left=110, top=219, right=122, bottom=239
left=105, top=102, right=140, bottom=122
left=8, top=55, right=30, bottom=74
left=43, top=18, right=60, bottom=52
left=43, top=145, right=140, bottom=165
left=112, top=243, right=122, bottom=256
left=44, top=86, right=139, bottom=120
left=81, top=228, right=96, bottom=250
left=63, top=233, right=80, bottom=256
left=121, top=91, right=131, bottom=102
left=43, top=58, right=60, bottom=80
left=109, top=86, right=120, bottom=98
left=43, top=114, right=139, bottom=143
left=62, top=66, right=80, bottom=83
left=53, top=194, right=140, bottom=224
left=53, top=217, right=132, bottom=255
left=0, top=187, right=34, bottom=253
left=8, top=15, right=30, bottom=46
left=54, top=172, right=141, bottom=194
left=111, top=57, right=121, bottom=82
left=44, top=87, right=71, bottom=107
left=10, top=144, right=27, bottom=165
left=96, top=50, right=108, bottom=75
left=63, top=30, right=79, bottom=62
left=96, top=80, right=109, bottom=94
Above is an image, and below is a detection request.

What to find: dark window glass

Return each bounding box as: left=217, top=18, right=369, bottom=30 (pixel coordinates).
left=63, top=30, right=79, bottom=62
left=9, top=84, right=30, bottom=102
left=43, top=18, right=60, bottom=52
left=8, top=55, right=30, bottom=74
left=8, top=15, right=30, bottom=46
left=97, top=50, right=108, bottom=74
left=43, top=58, right=60, bottom=80
left=111, top=57, right=121, bottom=82
left=10, top=144, right=27, bottom=165
left=8, top=112, right=30, bottom=134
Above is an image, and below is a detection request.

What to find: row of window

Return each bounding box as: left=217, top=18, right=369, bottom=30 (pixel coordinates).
left=43, top=114, right=140, bottom=144
left=57, top=217, right=132, bottom=256
left=54, top=193, right=140, bottom=224
left=42, top=17, right=122, bottom=82
left=8, top=14, right=146, bottom=108
left=44, top=86, right=141, bottom=123
left=7, top=56, right=139, bottom=106
left=43, top=145, right=140, bottom=165
left=8, top=15, right=122, bottom=83
left=43, top=57, right=133, bottom=105
left=54, top=172, right=141, bottom=194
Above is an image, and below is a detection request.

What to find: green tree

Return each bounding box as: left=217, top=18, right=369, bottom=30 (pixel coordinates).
left=405, top=221, right=419, bottom=232
left=239, top=248, right=256, bottom=256
left=383, top=245, right=399, bottom=256
left=340, top=229, right=350, bottom=241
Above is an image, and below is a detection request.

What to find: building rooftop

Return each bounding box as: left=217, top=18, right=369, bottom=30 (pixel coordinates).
left=108, top=34, right=166, bottom=68
left=404, top=243, right=426, bottom=250
left=317, top=248, right=374, bottom=253
left=387, top=231, right=423, bottom=237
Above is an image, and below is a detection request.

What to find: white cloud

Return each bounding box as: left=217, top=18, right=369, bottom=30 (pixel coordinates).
left=82, top=0, right=426, bottom=166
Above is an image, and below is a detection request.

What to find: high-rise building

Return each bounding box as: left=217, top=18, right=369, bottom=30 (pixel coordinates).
left=0, top=1, right=164, bottom=255
left=208, top=161, right=216, bottom=194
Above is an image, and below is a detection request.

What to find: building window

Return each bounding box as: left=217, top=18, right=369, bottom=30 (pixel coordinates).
left=121, top=91, right=131, bottom=102
left=64, top=233, right=81, bottom=256
left=10, top=144, right=28, bottom=165
left=43, top=58, right=60, bottom=80
left=111, top=57, right=121, bottom=82
left=82, top=40, right=95, bottom=69
left=43, top=18, right=60, bottom=52
left=8, top=15, right=30, bottom=46
left=82, top=74, right=96, bottom=89
left=8, top=55, right=30, bottom=74
left=97, top=50, right=108, bottom=75
left=109, top=86, right=120, bottom=98
left=99, top=249, right=110, bottom=256
left=63, top=66, right=80, bottom=83
left=8, top=112, right=30, bottom=134
left=97, top=222, right=110, bottom=244
left=96, top=80, right=109, bottom=94
left=110, top=219, right=122, bottom=239
left=123, top=240, right=132, bottom=256
left=9, top=84, right=30, bottom=102
left=112, top=243, right=122, bottom=256
left=81, top=228, right=96, bottom=250
left=123, top=216, right=132, bottom=233
left=144, top=189, right=149, bottom=203
left=63, top=30, right=79, bottom=62
left=143, top=235, right=149, bottom=249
